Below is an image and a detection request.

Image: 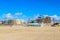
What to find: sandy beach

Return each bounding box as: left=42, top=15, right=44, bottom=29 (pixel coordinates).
left=0, top=25, right=60, bottom=40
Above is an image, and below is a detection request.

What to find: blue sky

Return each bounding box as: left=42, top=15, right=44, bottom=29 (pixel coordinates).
left=0, top=0, right=60, bottom=22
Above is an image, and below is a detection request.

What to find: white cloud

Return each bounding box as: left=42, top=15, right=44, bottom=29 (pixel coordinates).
left=13, top=12, right=23, bottom=19
left=15, top=12, right=22, bottom=16
left=2, top=13, right=13, bottom=20
left=50, top=15, right=60, bottom=20
left=33, top=14, right=40, bottom=19
left=44, top=15, right=48, bottom=17
left=5, top=13, right=13, bottom=19
left=22, top=15, right=27, bottom=18
left=1, top=12, right=23, bottom=20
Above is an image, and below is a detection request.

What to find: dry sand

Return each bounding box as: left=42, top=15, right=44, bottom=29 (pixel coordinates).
left=0, top=25, right=60, bottom=40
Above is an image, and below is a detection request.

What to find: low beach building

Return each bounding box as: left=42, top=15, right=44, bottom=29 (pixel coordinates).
left=43, top=16, right=51, bottom=23
left=28, top=16, right=51, bottom=24
left=11, top=19, right=24, bottom=25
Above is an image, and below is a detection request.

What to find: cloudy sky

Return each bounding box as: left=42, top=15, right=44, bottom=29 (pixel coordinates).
left=0, top=0, right=60, bottom=22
